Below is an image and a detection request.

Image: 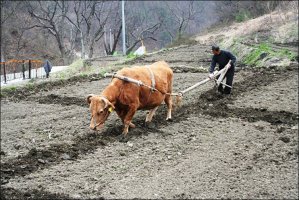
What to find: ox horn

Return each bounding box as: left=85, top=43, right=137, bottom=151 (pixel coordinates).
left=87, top=94, right=95, bottom=104
left=101, top=97, right=115, bottom=110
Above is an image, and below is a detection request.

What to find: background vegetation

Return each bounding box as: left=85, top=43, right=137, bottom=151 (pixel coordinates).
left=0, top=1, right=295, bottom=65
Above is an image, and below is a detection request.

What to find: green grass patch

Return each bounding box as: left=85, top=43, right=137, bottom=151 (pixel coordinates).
left=0, top=86, right=17, bottom=99
left=55, top=59, right=84, bottom=79
left=2, top=86, right=17, bottom=91
left=277, top=49, right=297, bottom=60
left=69, top=58, right=84, bottom=68
left=243, top=42, right=297, bottom=67
left=126, top=52, right=138, bottom=59
left=1, top=86, right=16, bottom=97
left=244, top=43, right=273, bottom=65
left=79, top=73, right=88, bottom=78
left=26, top=83, right=34, bottom=90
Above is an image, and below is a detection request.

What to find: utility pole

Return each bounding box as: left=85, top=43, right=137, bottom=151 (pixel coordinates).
left=109, top=28, right=112, bottom=52
left=121, top=0, right=126, bottom=55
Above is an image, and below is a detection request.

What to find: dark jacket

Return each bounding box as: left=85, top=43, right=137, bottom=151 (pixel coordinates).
left=43, top=60, right=52, bottom=74
left=209, top=50, right=236, bottom=73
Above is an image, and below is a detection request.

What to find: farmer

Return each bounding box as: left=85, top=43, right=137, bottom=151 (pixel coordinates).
left=208, top=45, right=236, bottom=94
left=43, top=59, right=52, bottom=78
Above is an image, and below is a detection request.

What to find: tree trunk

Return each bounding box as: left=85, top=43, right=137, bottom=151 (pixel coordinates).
left=1, top=45, right=5, bottom=61
left=88, top=38, right=95, bottom=59
left=104, top=25, right=122, bottom=55
left=80, top=31, right=85, bottom=59
left=59, top=1, right=67, bottom=64
left=56, top=34, right=66, bottom=65
left=126, top=40, right=141, bottom=55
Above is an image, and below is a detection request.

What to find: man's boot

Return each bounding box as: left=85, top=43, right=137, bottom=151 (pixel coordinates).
left=218, top=85, right=224, bottom=94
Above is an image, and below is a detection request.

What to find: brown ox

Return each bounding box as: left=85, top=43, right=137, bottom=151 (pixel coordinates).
left=87, top=61, right=173, bottom=139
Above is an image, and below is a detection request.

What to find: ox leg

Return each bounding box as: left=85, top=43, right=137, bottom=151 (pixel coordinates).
left=145, top=106, right=159, bottom=123
left=116, top=110, right=136, bottom=128
left=122, top=105, right=138, bottom=137
left=89, top=116, right=95, bottom=130
left=164, top=95, right=173, bottom=121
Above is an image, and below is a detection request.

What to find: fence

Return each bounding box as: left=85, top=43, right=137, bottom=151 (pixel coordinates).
left=0, top=60, right=44, bottom=84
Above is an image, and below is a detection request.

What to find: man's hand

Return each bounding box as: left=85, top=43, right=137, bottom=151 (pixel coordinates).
left=227, top=63, right=231, bottom=69
left=208, top=73, right=214, bottom=79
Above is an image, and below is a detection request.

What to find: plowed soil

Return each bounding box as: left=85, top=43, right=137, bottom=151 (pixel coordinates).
left=1, top=44, right=298, bottom=199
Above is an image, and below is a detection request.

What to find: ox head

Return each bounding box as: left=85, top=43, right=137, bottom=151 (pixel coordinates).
left=87, top=94, right=115, bottom=131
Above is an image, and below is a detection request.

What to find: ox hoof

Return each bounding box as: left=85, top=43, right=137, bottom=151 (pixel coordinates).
left=117, top=134, right=128, bottom=143
left=129, top=123, right=136, bottom=128
left=144, top=121, right=155, bottom=129
left=166, top=118, right=173, bottom=122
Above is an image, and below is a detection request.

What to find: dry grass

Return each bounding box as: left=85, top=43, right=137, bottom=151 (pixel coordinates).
left=194, top=11, right=298, bottom=45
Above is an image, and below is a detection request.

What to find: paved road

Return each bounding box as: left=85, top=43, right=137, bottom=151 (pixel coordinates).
left=1, top=66, right=68, bottom=87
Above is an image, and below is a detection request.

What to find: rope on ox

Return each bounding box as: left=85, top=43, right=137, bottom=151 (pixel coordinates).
left=104, top=60, right=232, bottom=98
left=104, top=72, right=177, bottom=96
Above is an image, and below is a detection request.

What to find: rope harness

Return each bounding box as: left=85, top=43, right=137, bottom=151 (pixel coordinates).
left=104, top=71, right=176, bottom=96
left=145, top=66, right=156, bottom=93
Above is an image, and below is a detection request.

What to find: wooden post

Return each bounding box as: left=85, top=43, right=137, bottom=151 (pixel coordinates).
left=28, top=60, right=31, bottom=79
left=22, top=60, right=25, bottom=79
left=35, top=64, right=38, bottom=78
left=3, top=62, right=7, bottom=84
left=13, top=63, right=16, bottom=79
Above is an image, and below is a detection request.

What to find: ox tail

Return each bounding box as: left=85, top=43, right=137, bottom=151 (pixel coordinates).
left=174, top=95, right=183, bottom=109
left=168, top=94, right=182, bottom=110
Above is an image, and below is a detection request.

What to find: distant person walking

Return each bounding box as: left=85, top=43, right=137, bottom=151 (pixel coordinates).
left=43, top=60, right=52, bottom=78
left=208, top=45, right=236, bottom=94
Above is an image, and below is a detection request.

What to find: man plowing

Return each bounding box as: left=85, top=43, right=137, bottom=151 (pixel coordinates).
left=208, top=45, right=237, bottom=95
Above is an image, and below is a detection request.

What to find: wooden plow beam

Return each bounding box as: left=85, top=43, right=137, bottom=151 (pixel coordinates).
left=104, top=61, right=232, bottom=97
left=178, top=61, right=232, bottom=96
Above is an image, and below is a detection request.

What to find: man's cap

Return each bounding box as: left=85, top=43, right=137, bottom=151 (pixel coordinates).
left=212, top=45, right=220, bottom=51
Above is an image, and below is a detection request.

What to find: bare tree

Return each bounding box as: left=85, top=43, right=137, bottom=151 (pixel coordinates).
left=164, top=1, right=202, bottom=39
left=103, top=1, right=122, bottom=55
left=120, top=1, right=162, bottom=54
left=26, top=1, right=70, bottom=64
left=0, top=0, right=22, bottom=26
left=1, top=1, right=23, bottom=61
left=63, top=1, right=113, bottom=59
left=126, top=22, right=161, bottom=54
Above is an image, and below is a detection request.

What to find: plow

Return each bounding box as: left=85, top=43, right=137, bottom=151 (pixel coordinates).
left=104, top=61, right=232, bottom=98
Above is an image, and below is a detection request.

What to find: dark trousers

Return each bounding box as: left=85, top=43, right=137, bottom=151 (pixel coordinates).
left=217, top=66, right=235, bottom=94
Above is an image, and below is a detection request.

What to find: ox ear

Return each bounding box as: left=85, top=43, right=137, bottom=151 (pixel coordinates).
left=87, top=94, right=94, bottom=105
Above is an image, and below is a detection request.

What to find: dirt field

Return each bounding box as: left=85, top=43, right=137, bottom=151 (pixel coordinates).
left=1, top=44, right=298, bottom=199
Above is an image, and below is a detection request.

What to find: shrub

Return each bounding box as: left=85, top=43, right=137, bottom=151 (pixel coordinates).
left=126, top=52, right=138, bottom=59
left=166, top=36, right=197, bottom=48
left=235, top=10, right=252, bottom=22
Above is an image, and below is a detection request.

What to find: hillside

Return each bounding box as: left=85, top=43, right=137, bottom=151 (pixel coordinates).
left=83, top=10, right=298, bottom=72
left=195, top=10, right=298, bottom=68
